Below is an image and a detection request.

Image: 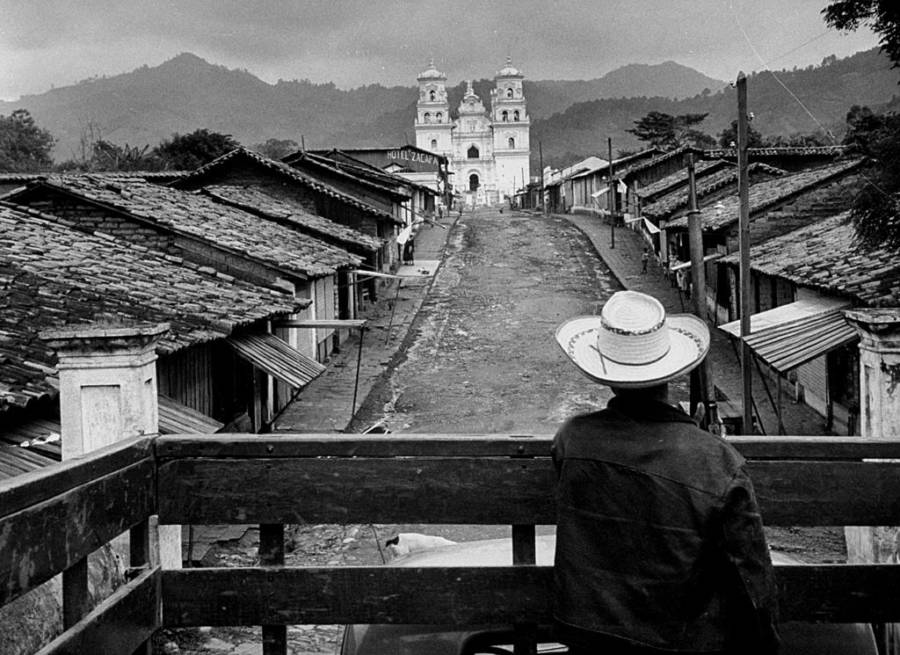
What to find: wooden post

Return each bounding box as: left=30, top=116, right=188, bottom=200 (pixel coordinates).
left=608, top=137, right=615, bottom=249
left=260, top=523, right=287, bottom=655
left=736, top=73, right=754, bottom=435
left=687, top=153, right=718, bottom=431
left=512, top=524, right=537, bottom=655
left=539, top=141, right=546, bottom=216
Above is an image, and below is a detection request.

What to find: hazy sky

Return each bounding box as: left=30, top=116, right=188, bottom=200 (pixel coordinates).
left=0, top=0, right=880, bottom=100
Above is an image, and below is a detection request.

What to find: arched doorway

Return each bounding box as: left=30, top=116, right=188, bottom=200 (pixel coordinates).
left=469, top=173, right=480, bottom=192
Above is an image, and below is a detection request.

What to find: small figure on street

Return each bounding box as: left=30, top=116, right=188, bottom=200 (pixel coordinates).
left=402, top=236, right=415, bottom=265
left=552, top=290, right=779, bottom=654
left=641, top=246, right=649, bottom=274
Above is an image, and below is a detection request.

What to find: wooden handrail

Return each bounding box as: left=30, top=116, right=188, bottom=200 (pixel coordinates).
left=6, top=433, right=900, bottom=654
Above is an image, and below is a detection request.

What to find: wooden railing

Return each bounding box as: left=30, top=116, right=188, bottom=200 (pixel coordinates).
left=4, top=434, right=900, bottom=654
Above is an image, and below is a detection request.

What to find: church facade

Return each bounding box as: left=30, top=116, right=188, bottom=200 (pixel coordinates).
left=414, top=58, right=531, bottom=205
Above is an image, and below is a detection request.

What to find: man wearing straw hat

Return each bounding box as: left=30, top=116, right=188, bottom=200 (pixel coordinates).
left=552, top=290, right=779, bottom=654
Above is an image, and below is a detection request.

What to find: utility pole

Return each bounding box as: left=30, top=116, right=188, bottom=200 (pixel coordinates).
left=608, top=137, right=615, bottom=249
left=539, top=140, right=546, bottom=215
left=737, top=72, right=753, bottom=435
left=687, top=152, right=718, bottom=431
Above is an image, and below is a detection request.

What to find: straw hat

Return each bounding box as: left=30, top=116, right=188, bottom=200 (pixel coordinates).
left=556, top=290, right=709, bottom=389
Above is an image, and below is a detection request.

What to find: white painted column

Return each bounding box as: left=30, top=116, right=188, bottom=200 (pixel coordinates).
left=41, top=323, right=181, bottom=569
left=843, top=308, right=900, bottom=564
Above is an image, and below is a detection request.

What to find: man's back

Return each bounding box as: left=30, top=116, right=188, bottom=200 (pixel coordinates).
left=552, top=396, right=778, bottom=653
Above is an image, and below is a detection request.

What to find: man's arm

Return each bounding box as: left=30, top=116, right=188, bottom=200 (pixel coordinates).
left=719, top=469, right=780, bottom=654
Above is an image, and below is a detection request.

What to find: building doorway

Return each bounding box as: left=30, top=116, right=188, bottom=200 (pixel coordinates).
left=469, top=173, right=480, bottom=192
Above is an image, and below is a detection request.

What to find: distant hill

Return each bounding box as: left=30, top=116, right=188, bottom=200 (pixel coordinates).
left=0, top=49, right=895, bottom=171
left=533, top=48, right=900, bottom=169
left=0, top=53, right=725, bottom=162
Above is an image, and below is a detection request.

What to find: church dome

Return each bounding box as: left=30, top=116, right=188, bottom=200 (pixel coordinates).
left=496, top=56, right=523, bottom=78
left=417, top=58, right=446, bottom=81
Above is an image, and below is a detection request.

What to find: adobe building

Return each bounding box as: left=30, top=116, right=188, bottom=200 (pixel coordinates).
left=414, top=58, right=531, bottom=205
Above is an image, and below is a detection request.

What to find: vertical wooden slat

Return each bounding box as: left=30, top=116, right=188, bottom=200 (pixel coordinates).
left=260, top=523, right=286, bottom=655
left=512, top=524, right=537, bottom=655
left=63, top=558, right=89, bottom=630
left=130, top=519, right=153, bottom=655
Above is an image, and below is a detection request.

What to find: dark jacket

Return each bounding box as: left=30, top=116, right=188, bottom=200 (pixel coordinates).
left=552, top=396, right=779, bottom=654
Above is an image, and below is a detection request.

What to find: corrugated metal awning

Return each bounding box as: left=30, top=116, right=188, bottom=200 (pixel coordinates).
left=227, top=332, right=325, bottom=389
left=719, top=298, right=857, bottom=372
left=159, top=395, right=225, bottom=434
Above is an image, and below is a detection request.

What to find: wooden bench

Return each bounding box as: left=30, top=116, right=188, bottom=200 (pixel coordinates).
left=3, top=433, right=900, bottom=654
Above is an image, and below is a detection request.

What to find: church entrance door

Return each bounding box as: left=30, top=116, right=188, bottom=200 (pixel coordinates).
left=469, top=173, right=480, bottom=192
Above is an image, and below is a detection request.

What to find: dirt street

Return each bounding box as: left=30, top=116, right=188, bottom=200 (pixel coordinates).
left=356, top=206, right=630, bottom=433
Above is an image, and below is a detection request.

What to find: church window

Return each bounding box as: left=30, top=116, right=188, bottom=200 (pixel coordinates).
left=436, top=112, right=442, bottom=122
left=513, top=110, right=520, bottom=121
left=508, top=137, right=515, bottom=149
left=429, top=89, right=436, bottom=101
left=506, top=87, right=513, bottom=98
left=424, top=112, right=431, bottom=123
left=501, top=110, right=508, bottom=122
left=469, top=173, right=480, bottom=191
left=431, top=139, right=438, bottom=150
left=467, top=145, right=479, bottom=159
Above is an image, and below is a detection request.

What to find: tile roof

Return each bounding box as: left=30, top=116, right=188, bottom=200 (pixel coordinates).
left=0, top=202, right=303, bottom=412
left=618, top=145, right=703, bottom=178
left=30, top=175, right=363, bottom=278
left=719, top=212, right=900, bottom=306
left=176, top=147, right=401, bottom=224
left=635, top=159, right=731, bottom=201
left=642, top=162, right=786, bottom=220
left=663, top=159, right=862, bottom=230
left=202, top=185, right=383, bottom=253
left=703, top=145, right=848, bottom=159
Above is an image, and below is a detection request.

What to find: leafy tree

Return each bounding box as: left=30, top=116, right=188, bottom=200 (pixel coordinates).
left=90, top=140, right=160, bottom=171
left=839, top=105, right=900, bottom=250
left=823, top=1, right=900, bottom=69
left=718, top=120, right=765, bottom=148
left=153, top=129, right=239, bottom=170
left=0, top=109, right=55, bottom=172
left=253, top=138, right=299, bottom=161
left=764, top=131, right=831, bottom=147
left=627, top=111, right=711, bottom=150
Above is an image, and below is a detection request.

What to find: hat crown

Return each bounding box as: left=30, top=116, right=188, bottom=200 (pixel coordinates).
left=597, top=291, right=670, bottom=365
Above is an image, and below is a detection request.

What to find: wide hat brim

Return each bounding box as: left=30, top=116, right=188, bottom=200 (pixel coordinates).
left=555, top=313, right=710, bottom=388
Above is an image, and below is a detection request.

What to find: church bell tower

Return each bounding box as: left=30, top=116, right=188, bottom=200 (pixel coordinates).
left=490, top=56, right=530, bottom=198
left=414, top=59, right=452, bottom=156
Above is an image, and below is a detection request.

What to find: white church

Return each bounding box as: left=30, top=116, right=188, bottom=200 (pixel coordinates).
left=414, top=58, right=531, bottom=206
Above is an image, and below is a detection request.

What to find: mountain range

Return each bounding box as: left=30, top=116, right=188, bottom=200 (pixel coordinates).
left=1, top=49, right=896, bottom=170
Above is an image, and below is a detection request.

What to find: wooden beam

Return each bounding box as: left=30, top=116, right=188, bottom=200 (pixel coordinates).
left=0, top=458, right=156, bottom=606
left=155, top=433, right=900, bottom=461
left=36, top=567, right=161, bottom=655
left=162, top=566, right=552, bottom=627
left=161, top=563, right=900, bottom=627
left=157, top=457, right=556, bottom=525
left=155, top=434, right=555, bottom=459
left=0, top=437, right=152, bottom=518
left=157, top=454, right=900, bottom=527
left=271, top=319, right=368, bottom=329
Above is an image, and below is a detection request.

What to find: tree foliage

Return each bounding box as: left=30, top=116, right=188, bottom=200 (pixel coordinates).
left=626, top=111, right=713, bottom=149
left=153, top=129, right=239, bottom=170
left=0, top=109, right=55, bottom=172
left=90, top=140, right=161, bottom=171
left=717, top=120, right=765, bottom=148
left=823, top=1, right=900, bottom=69
left=252, top=138, right=299, bottom=161
left=840, top=105, right=900, bottom=250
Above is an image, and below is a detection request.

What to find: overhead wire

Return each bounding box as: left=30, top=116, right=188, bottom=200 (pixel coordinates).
left=725, top=1, right=893, bottom=201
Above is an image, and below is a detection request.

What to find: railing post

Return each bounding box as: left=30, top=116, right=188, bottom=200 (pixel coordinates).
left=260, top=523, right=287, bottom=655
left=512, top=524, right=537, bottom=655
left=41, top=322, right=175, bottom=642
left=844, top=308, right=900, bottom=654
